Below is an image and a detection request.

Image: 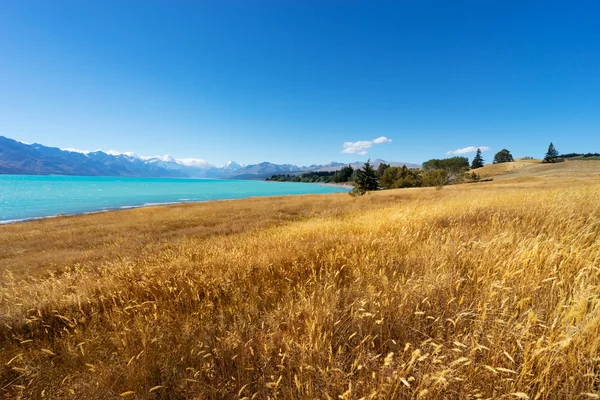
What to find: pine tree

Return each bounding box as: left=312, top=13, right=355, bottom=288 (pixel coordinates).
left=471, top=148, right=484, bottom=169
left=352, top=159, right=379, bottom=195
left=376, top=162, right=390, bottom=178
left=543, top=142, right=559, bottom=163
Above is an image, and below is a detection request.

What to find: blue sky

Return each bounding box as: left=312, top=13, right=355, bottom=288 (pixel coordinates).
left=1, top=1, right=598, bottom=166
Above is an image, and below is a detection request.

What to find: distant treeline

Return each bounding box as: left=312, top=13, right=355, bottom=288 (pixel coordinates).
left=267, top=157, right=480, bottom=191
left=267, top=165, right=355, bottom=183
left=268, top=142, right=600, bottom=193
left=347, top=158, right=480, bottom=195
left=561, top=153, right=600, bottom=158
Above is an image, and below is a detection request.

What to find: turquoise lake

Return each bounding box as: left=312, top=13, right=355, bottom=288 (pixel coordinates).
left=0, top=175, right=349, bottom=223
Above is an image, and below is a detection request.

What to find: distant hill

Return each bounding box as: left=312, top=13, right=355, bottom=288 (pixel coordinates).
left=224, top=162, right=303, bottom=180
left=0, top=135, right=421, bottom=179
left=0, top=136, right=185, bottom=177
left=560, top=153, right=600, bottom=160
left=474, top=158, right=600, bottom=180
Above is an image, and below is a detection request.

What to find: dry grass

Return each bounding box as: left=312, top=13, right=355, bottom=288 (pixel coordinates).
left=1, top=169, right=600, bottom=399
left=475, top=159, right=600, bottom=180
left=0, top=193, right=413, bottom=282
left=473, top=158, right=540, bottom=179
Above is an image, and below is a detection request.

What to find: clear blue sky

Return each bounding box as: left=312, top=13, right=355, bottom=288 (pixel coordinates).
left=1, top=1, right=598, bottom=166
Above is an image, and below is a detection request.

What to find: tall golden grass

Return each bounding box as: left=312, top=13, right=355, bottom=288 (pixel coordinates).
left=1, top=173, right=599, bottom=399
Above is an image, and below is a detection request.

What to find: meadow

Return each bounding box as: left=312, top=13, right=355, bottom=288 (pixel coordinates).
left=1, top=161, right=599, bottom=399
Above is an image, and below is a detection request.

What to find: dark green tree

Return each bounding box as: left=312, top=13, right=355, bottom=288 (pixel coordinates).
left=376, top=162, right=390, bottom=178
left=422, top=156, right=469, bottom=184
left=352, top=159, right=379, bottom=195
left=422, top=157, right=469, bottom=175
left=380, top=167, right=398, bottom=189
left=493, top=149, right=514, bottom=164
left=471, top=148, right=484, bottom=169
left=332, top=165, right=354, bottom=182
left=543, top=142, right=559, bottom=163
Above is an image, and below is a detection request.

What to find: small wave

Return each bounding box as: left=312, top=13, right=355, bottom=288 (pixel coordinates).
left=0, top=215, right=55, bottom=225
left=0, top=218, right=32, bottom=225
left=143, top=201, right=180, bottom=207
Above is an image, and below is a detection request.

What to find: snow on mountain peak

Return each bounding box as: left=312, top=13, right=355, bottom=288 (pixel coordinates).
left=222, top=160, right=243, bottom=169
left=62, top=148, right=91, bottom=155
left=104, top=149, right=141, bottom=159
left=176, top=158, right=210, bottom=167
left=141, top=154, right=176, bottom=163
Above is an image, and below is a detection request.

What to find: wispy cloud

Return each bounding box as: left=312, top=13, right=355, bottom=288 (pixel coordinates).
left=342, top=136, right=393, bottom=155
left=373, top=136, right=392, bottom=144
left=446, top=146, right=490, bottom=155
left=342, top=141, right=373, bottom=155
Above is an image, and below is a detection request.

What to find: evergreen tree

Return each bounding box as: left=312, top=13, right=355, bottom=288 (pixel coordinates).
left=543, top=142, right=559, bottom=163
left=376, top=162, right=390, bottom=178
left=471, top=148, right=484, bottom=169
left=493, top=149, right=514, bottom=164
left=332, top=165, right=354, bottom=183
left=352, top=159, right=379, bottom=195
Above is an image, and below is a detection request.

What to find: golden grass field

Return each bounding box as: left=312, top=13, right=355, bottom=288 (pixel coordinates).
left=1, top=160, right=599, bottom=399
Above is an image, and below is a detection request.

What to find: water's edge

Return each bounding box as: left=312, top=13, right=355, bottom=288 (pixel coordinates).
left=0, top=175, right=350, bottom=224
left=0, top=191, right=347, bottom=225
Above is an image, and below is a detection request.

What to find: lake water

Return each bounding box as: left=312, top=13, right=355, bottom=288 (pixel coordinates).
left=0, top=175, right=349, bottom=223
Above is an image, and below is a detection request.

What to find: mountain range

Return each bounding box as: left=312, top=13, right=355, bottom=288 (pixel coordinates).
left=0, top=136, right=420, bottom=179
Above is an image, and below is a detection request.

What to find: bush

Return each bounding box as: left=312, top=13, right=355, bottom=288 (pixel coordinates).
left=422, top=169, right=448, bottom=190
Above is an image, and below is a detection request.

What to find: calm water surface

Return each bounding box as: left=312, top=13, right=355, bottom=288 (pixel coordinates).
left=0, top=175, right=348, bottom=223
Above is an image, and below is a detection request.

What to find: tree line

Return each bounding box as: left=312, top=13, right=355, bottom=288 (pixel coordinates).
left=268, top=142, right=588, bottom=195
left=351, top=157, right=479, bottom=195
left=351, top=142, right=576, bottom=195
left=266, top=165, right=355, bottom=183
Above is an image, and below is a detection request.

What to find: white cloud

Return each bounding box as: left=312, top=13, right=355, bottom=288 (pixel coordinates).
left=446, top=146, right=491, bottom=155
left=342, top=140, right=373, bottom=155
left=373, top=136, right=392, bottom=144
left=342, top=136, right=393, bottom=155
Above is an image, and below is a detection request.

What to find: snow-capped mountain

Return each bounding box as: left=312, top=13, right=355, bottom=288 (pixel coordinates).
left=142, top=155, right=215, bottom=176
left=0, top=135, right=420, bottom=179
left=225, top=162, right=303, bottom=179
left=221, top=161, right=244, bottom=171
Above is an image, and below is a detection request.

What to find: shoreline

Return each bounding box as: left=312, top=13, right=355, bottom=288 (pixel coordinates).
left=0, top=190, right=350, bottom=226
left=0, top=201, right=189, bottom=225
left=316, top=182, right=354, bottom=189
